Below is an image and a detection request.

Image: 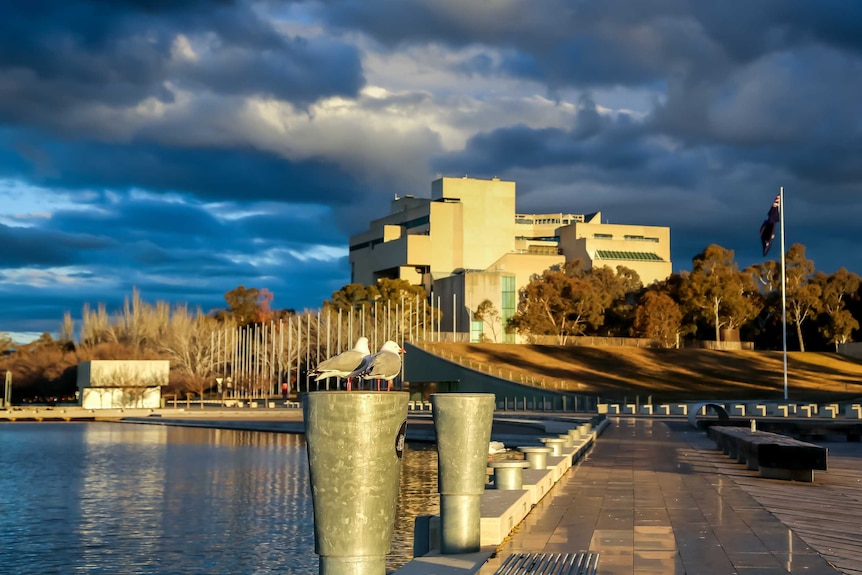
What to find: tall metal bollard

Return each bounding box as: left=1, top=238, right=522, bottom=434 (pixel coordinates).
left=431, top=393, right=495, bottom=554
left=304, top=391, right=409, bottom=575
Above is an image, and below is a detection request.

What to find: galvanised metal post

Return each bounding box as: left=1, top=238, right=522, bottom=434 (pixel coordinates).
left=304, top=391, right=408, bottom=575
left=518, top=446, right=553, bottom=469
left=431, top=393, right=495, bottom=554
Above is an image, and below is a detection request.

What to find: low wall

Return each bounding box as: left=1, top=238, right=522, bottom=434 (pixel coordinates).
left=838, top=342, right=862, bottom=360
left=403, top=343, right=598, bottom=411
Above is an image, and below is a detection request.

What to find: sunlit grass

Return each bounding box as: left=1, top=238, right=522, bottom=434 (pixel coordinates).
left=422, top=342, right=862, bottom=402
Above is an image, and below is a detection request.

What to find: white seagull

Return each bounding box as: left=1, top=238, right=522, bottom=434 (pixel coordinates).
left=309, top=337, right=371, bottom=391
left=348, top=340, right=406, bottom=391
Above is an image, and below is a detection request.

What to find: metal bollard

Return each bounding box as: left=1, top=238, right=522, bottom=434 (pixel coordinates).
left=567, top=428, right=581, bottom=442
left=518, top=446, right=553, bottom=469
left=557, top=434, right=574, bottom=448
left=431, top=393, right=495, bottom=554
left=489, top=461, right=531, bottom=490
left=539, top=437, right=566, bottom=456
left=304, top=391, right=408, bottom=575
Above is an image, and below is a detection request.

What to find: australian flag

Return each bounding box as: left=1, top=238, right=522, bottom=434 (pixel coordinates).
left=759, top=194, right=780, bottom=257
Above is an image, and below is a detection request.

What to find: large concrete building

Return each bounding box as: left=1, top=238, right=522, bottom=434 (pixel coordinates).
left=349, top=177, right=671, bottom=342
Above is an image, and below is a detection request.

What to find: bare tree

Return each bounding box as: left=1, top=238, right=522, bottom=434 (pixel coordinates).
left=158, top=305, right=220, bottom=406
left=473, top=299, right=501, bottom=342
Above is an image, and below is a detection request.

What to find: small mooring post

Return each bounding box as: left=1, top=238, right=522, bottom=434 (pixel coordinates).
left=304, top=391, right=408, bottom=575
left=431, top=393, right=495, bottom=554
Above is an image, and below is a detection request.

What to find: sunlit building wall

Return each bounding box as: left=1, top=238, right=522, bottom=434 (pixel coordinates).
left=349, top=177, right=672, bottom=342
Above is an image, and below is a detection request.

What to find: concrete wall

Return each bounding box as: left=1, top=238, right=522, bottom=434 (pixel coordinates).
left=558, top=221, right=672, bottom=286
left=403, top=342, right=597, bottom=410
left=78, top=360, right=170, bottom=389
left=838, top=342, right=862, bottom=360
left=81, top=386, right=161, bottom=409
left=349, top=176, right=673, bottom=338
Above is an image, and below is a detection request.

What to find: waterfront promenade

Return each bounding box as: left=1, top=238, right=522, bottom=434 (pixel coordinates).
left=476, top=417, right=861, bottom=575
left=4, top=406, right=860, bottom=574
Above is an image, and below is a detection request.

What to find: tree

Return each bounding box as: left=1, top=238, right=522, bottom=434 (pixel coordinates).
left=509, top=266, right=603, bottom=344
left=473, top=299, right=501, bottom=342
left=784, top=244, right=820, bottom=352
left=589, top=265, right=642, bottom=336
left=158, top=305, right=220, bottom=406
left=821, top=309, right=859, bottom=351
left=633, top=291, right=682, bottom=348
left=0, top=332, right=14, bottom=354
left=681, top=245, right=760, bottom=343
left=814, top=268, right=860, bottom=350
left=224, top=286, right=264, bottom=326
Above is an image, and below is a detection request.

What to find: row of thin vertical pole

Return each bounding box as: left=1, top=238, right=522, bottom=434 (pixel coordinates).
left=207, top=295, right=463, bottom=399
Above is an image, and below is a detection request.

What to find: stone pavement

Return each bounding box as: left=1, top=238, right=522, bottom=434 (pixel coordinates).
left=476, top=417, right=847, bottom=575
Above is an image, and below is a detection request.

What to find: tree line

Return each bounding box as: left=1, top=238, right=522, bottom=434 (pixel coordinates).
left=1, top=243, right=859, bottom=402
left=506, top=243, right=860, bottom=352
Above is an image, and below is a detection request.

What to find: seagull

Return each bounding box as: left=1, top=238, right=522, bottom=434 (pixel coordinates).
left=309, top=337, right=371, bottom=391
left=348, top=340, right=406, bottom=391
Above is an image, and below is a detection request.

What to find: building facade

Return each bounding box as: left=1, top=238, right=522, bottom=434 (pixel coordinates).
left=349, top=177, right=672, bottom=342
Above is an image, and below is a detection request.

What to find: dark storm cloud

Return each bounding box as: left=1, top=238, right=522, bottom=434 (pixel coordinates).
left=0, top=0, right=363, bottom=129
left=434, top=97, right=701, bottom=190
left=4, top=0, right=862, bottom=338
left=36, top=193, right=349, bottom=274
left=0, top=188, right=353, bottom=333
left=0, top=224, right=113, bottom=267
left=0, top=131, right=367, bottom=205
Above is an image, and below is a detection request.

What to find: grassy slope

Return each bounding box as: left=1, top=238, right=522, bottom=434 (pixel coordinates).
left=421, top=342, right=862, bottom=402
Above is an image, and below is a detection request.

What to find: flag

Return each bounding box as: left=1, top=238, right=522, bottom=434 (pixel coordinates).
left=759, top=194, right=780, bottom=256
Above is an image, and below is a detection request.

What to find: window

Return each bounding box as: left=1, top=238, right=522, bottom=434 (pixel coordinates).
left=594, top=233, right=613, bottom=239
left=404, top=215, right=430, bottom=229
left=501, top=276, right=516, bottom=344
left=470, top=319, right=484, bottom=343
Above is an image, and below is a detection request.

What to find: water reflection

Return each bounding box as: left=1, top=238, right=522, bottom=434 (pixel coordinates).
left=390, top=443, right=440, bottom=572
left=0, top=423, right=438, bottom=574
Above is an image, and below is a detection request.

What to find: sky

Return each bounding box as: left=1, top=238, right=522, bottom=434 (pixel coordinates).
left=2, top=1, right=862, bottom=343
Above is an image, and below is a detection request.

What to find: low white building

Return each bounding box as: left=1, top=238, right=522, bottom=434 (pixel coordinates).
left=77, top=360, right=169, bottom=409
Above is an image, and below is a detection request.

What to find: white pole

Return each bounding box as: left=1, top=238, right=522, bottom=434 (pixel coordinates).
left=780, top=186, right=788, bottom=400
left=452, top=293, right=457, bottom=342
left=437, top=296, right=441, bottom=341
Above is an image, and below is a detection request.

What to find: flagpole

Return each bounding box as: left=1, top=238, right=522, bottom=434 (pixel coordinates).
left=779, top=186, right=788, bottom=400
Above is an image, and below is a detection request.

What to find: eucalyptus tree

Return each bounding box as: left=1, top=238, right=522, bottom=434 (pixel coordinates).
left=814, top=268, right=860, bottom=350
left=509, top=264, right=603, bottom=344
left=633, top=290, right=683, bottom=348
left=589, top=265, right=642, bottom=336
left=473, top=299, right=502, bottom=342
left=680, top=245, right=761, bottom=344
left=783, top=244, right=821, bottom=352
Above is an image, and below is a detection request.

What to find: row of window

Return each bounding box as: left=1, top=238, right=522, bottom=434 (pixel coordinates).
left=593, top=234, right=660, bottom=242
left=349, top=237, right=384, bottom=252
left=515, top=214, right=586, bottom=225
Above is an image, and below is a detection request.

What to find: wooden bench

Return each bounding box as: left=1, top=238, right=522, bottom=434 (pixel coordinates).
left=493, top=552, right=599, bottom=575
left=707, top=426, right=827, bottom=481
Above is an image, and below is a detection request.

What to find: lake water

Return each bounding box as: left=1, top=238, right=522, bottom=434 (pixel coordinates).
left=0, top=422, right=439, bottom=574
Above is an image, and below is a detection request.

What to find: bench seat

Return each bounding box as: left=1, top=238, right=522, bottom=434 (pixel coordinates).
left=707, top=426, right=827, bottom=481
